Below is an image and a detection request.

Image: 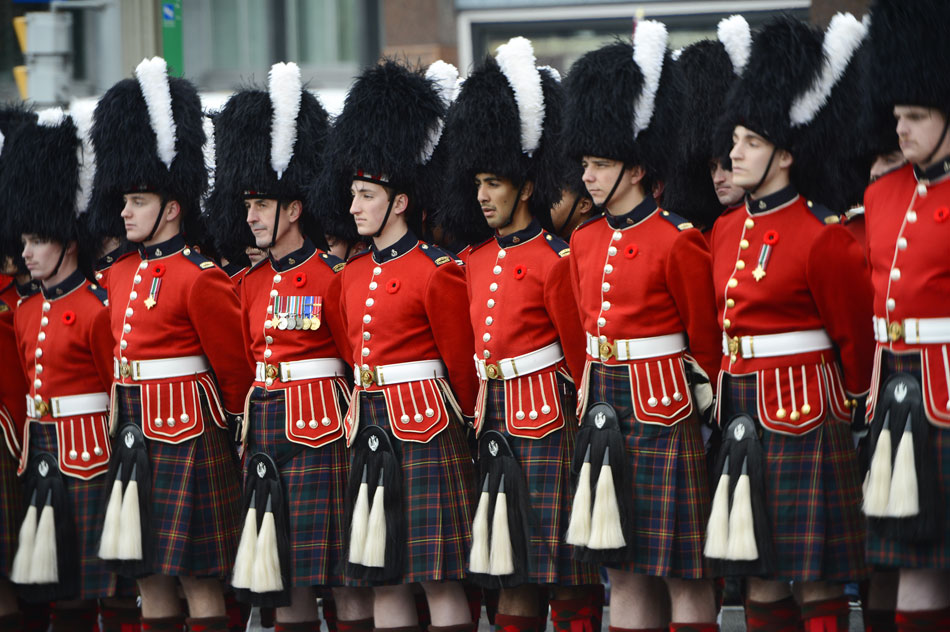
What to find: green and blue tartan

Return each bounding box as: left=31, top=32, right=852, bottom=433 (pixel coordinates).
left=348, top=389, right=476, bottom=586
left=866, top=350, right=950, bottom=570
left=29, top=423, right=117, bottom=598
left=246, top=385, right=348, bottom=586
left=0, top=447, right=19, bottom=580
left=113, top=384, right=242, bottom=578
left=720, top=372, right=869, bottom=582
left=584, top=363, right=710, bottom=578
left=481, top=376, right=600, bottom=586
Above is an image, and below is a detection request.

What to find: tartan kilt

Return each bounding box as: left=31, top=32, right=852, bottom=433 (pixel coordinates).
left=866, top=350, right=950, bottom=570
left=28, top=422, right=116, bottom=599
left=720, top=372, right=869, bottom=582
left=584, top=362, right=710, bottom=579
left=113, top=384, right=242, bottom=578
left=481, top=375, right=600, bottom=586
left=349, top=389, right=476, bottom=586
left=246, top=386, right=347, bottom=586
left=0, top=448, right=19, bottom=580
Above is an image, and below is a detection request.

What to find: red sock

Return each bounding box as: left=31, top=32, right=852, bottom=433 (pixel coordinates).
left=223, top=592, right=247, bottom=632
left=801, top=597, right=849, bottom=632
left=607, top=625, right=667, bottom=632
left=551, top=597, right=599, bottom=632
left=745, top=596, right=801, bottom=632
left=865, top=609, right=897, bottom=632
left=100, top=603, right=142, bottom=632
left=495, top=613, right=547, bottom=632
left=185, top=616, right=230, bottom=632
left=51, top=606, right=99, bottom=632
left=141, top=616, right=186, bottom=632
left=338, top=618, right=374, bottom=632
left=275, top=622, right=320, bottom=632
left=895, top=607, right=950, bottom=632
left=669, top=624, right=719, bottom=632
left=463, top=584, right=483, bottom=626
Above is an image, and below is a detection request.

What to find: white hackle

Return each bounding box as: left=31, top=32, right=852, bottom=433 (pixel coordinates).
left=496, top=36, right=545, bottom=156
left=631, top=20, right=668, bottom=138
left=717, top=15, right=752, bottom=76
left=135, top=57, right=177, bottom=170
left=268, top=61, right=302, bottom=180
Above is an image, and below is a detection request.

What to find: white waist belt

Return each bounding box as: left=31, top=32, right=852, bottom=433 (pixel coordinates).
left=355, top=359, right=446, bottom=387
left=256, top=358, right=348, bottom=383
left=475, top=341, right=563, bottom=380
left=873, top=316, right=950, bottom=344
left=114, top=354, right=210, bottom=381
left=27, top=392, right=109, bottom=419
left=722, top=329, right=832, bottom=359
left=586, top=332, right=686, bottom=362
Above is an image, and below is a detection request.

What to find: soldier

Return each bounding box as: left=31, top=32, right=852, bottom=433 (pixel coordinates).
left=561, top=20, right=722, bottom=632
left=860, top=2, right=950, bottom=629
left=206, top=61, right=373, bottom=631
left=707, top=15, right=873, bottom=632
left=438, top=37, right=602, bottom=632
left=317, top=59, right=478, bottom=632
left=87, top=58, right=252, bottom=632
left=0, top=109, right=119, bottom=629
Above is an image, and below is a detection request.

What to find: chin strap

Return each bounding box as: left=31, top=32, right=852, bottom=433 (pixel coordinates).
left=496, top=181, right=528, bottom=232
left=599, top=167, right=627, bottom=213
left=922, top=115, right=950, bottom=167
left=48, top=243, right=68, bottom=279
left=268, top=199, right=285, bottom=250
left=745, top=147, right=778, bottom=201
left=374, top=193, right=398, bottom=239
left=143, top=196, right=170, bottom=243
left=557, top=194, right=584, bottom=235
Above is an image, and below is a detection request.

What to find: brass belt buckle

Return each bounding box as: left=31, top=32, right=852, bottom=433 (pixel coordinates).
left=34, top=399, right=49, bottom=418
left=360, top=367, right=376, bottom=387
left=485, top=363, right=501, bottom=380
left=264, top=363, right=279, bottom=381
left=119, top=362, right=132, bottom=379
left=727, top=335, right=740, bottom=358
left=887, top=321, right=903, bottom=342
left=598, top=340, right=615, bottom=362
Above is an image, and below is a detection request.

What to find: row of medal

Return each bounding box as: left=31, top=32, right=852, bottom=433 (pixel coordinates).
left=270, top=295, right=323, bottom=331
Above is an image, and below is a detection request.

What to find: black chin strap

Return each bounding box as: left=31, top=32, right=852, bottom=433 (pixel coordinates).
left=269, top=199, right=284, bottom=250
left=374, top=193, right=398, bottom=238
left=557, top=194, right=583, bottom=235
left=599, top=166, right=628, bottom=212
left=746, top=148, right=778, bottom=200
left=497, top=181, right=528, bottom=231
left=922, top=115, right=950, bottom=167
left=144, top=196, right=169, bottom=243
left=48, top=244, right=68, bottom=279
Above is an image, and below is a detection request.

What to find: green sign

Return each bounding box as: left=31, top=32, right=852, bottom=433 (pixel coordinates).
left=161, top=0, right=184, bottom=77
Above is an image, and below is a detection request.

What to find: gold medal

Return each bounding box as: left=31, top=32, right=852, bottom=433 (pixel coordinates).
left=302, top=317, right=311, bottom=329
left=310, top=318, right=321, bottom=330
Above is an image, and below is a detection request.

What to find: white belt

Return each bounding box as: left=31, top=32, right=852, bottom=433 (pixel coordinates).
left=256, top=358, right=348, bottom=383
left=475, top=342, right=563, bottom=380
left=355, top=359, right=446, bottom=387
left=114, top=354, right=210, bottom=381
left=26, top=392, right=109, bottom=419
left=586, top=331, right=686, bottom=362
left=722, top=329, right=832, bottom=359
left=873, top=315, right=950, bottom=344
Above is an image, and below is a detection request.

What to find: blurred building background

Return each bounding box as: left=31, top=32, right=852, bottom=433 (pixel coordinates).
left=2, top=0, right=870, bottom=110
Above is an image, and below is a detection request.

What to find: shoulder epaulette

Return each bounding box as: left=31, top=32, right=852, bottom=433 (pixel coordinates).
left=658, top=209, right=695, bottom=231
left=575, top=214, right=603, bottom=233
left=318, top=251, right=346, bottom=273
left=0, top=298, right=9, bottom=313
left=720, top=203, right=743, bottom=218
left=804, top=199, right=840, bottom=225
left=541, top=231, right=571, bottom=257
left=346, top=249, right=371, bottom=264
left=468, top=237, right=495, bottom=256
left=182, top=247, right=218, bottom=270
left=86, top=283, right=109, bottom=305
left=419, top=243, right=458, bottom=266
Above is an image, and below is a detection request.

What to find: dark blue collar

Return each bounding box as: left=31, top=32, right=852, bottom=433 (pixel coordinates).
left=914, top=155, right=950, bottom=183
left=496, top=218, right=542, bottom=248
left=41, top=268, right=85, bottom=300
left=605, top=195, right=657, bottom=229
left=96, top=241, right=135, bottom=271
left=372, top=230, right=418, bottom=264
left=270, top=238, right=317, bottom=272
left=138, top=234, right=186, bottom=260
left=746, top=185, right=798, bottom=214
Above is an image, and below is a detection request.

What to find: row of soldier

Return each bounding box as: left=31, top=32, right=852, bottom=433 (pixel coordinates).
left=0, top=1, right=948, bottom=632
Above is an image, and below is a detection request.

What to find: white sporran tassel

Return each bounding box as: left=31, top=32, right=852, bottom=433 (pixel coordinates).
left=565, top=445, right=592, bottom=546
left=231, top=489, right=258, bottom=589
left=348, top=465, right=370, bottom=565
left=117, top=463, right=143, bottom=560
left=863, top=412, right=892, bottom=517
left=704, top=456, right=730, bottom=559
left=29, top=490, right=58, bottom=583
left=99, top=463, right=124, bottom=560
left=725, top=457, right=758, bottom=561
left=885, top=420, right=919, bottom=518
left=488, top=474, right=514, bottom=576
left=362, top=469, right=388, bottom=568
left=251, top=493, right=283, bottom=593
left=469, top=474, right=491, bottom=573
left=588, top=449, right=625, bottom=550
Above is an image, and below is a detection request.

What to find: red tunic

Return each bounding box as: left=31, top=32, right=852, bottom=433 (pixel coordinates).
left=93, top=242, right=136, bottom=290
left=107, top=234, right=252, bottom=443
left=569, top=196, right=721, bottom=425
left=0, top=279, right=39, bottom=458
left=864, top=162, right=950, bottom=425
left=467, top=220, right=586, bottom=436
left=241, top=240, right=350, bottom=448
left=710, top=186, right=874, bottom=434
left=14, top=270, right=114, bottom=479
left=339, top=231, right=478, bottom=443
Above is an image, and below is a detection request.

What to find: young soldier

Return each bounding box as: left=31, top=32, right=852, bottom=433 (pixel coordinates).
left=318, top=59, right=478, bottom=632
left=88, top=58, right=252, bottom=631
left=206, top=62, right=372, bottom=631
left=438, top=37, right=602, bottom=632
left=708, top=16, right=873, bottom=632
left=861, top=2, right=950, bottom=629
left=561, top=21, right=721, bottom=632
left=2, top=110, right=117, bottom=629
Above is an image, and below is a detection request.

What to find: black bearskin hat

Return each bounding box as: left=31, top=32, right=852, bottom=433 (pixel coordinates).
left=314, top=60, right=446, bottom=242
left=438, top=37, right=565, bottom=245
left=88, top=57, right=207, bottom=241
left=562, top=20, right=678, bottom=186
left=0, top=103, right=37, bottom=262
left=206, top=63, right=330, bottom=261
left=663, top=16, right=750, bottom=227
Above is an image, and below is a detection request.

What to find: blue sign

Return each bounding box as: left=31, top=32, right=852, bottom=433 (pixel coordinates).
left=162, top=2, right=175, bottom=22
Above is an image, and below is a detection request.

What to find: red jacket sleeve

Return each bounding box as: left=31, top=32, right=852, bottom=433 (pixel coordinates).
left=89, top=307, right=117, bottom=393
left=187, top=270, right=253, bottom=414
left=425, top=262, right=478, bottom=417
left=324, top=271, right=353, bottom=363
left=806, top=226, right=875, bottom=396
left=545, top=255, right=587, bottom=382
left=0, top=313, right=26, bottom=458
left=666, top=229, right=722, bottom=386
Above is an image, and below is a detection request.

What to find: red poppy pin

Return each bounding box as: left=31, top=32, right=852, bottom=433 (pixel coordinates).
left=513, top=265, right=526, bottom=280
left=62, top=310, right=76, bottom=325
left=935, top=206, right=949, bottom=223
left=294, top=272, right=307, bottom=288
left=152, top=263, right=166, bottom=277
left=625, top=244, right=639, bottom=259
left=387, top=279, right=401, bottom=294
left=763, top=230, right=780, bottom=245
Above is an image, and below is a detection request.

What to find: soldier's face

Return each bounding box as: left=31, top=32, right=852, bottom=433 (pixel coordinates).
left=729, top=126, right=791, bottom=191
left=581, top=156, right=625, bottom=206
left=709, top=159, right=744, bottom=206
left=120, top=192, right=163, bottom=242
left=245, top=198, right=298, bottom=248
left=870, top=150, right=906, bottom=183
left=21, top=234, right=62, bottom=282
left=349, top=180, right=403, bottom=237
left=475, top=173, right=520, bottom=229
left=895, top=105, right=950, bottom=167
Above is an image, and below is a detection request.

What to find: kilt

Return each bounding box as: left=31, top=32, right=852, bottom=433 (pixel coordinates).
left=349, top=389, right=476, bottom=586
left=246, top=386, right=347, bottom=586
left=585, top=363, right=710, bottom=578
left=29, top=422, right=116, bottom=599
left=866, top=350, right=950, bottom=569
left=481, top=375, right=600, bottom=586
left=720, top=372, right=868, bottom=582
left=0, top=448, right=19, bottom=580
left=113, top=384, right=242, bottom=578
